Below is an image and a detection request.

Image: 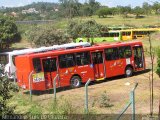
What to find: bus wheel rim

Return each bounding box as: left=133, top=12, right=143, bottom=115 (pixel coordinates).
left=126, top=69, right=131, bottom=75
left=73, top=79, right=79, bottom=87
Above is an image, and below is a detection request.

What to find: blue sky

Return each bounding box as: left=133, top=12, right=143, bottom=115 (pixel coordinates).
left=0, top=0, right=159, bottom=8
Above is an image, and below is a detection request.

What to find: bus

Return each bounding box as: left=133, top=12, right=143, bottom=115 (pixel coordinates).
left=108, top=26, right=134, bottom=30
left=121, top=29, right=133, bottom=41
left=15, top=41, right=145, bottom=90
left=121, top=28, right=160, bottom=40
left=75, top=31, right=121, bottom=43
left=1, top=42, right=90, bottom=79
left=132, top=28, right=160, bottom=39
left=75, top=27, right=160, bottom=43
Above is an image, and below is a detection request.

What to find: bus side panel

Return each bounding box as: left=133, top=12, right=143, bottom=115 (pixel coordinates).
left=59, top=67, right=74, bottom=87
left=16, top=56, right=30, bottom=89
left=74, top=65, right=95, bottom=83
left=16, top=57, right=46, bottom=91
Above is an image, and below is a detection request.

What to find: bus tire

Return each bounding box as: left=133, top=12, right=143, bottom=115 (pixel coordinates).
left=125, top=66, right=133, bottom=77
left=70, top=76, right=81, bottom=88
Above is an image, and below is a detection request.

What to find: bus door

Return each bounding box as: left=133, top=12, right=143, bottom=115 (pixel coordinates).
left=91, top=51, right=106, bottom=80
left=41, top=57, right=59, bottom=89
left=133, top=46, right=145, bottom=71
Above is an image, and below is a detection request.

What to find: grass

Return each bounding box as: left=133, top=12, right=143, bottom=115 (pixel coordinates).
left=7, top=15, right=160, bottom=118
left=76, top=15, right=160, bottom=27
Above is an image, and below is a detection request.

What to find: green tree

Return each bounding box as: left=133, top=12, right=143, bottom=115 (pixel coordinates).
left=0, top=16, right=21, bottom=44
left=142, top=2, right=151, bottom=15
left=0, top=76, right=19, bottom=117
left=133, top=6, right=144, bottom=18
left=59, top=0, right=81, bottom=18
left=152, top=2, right=160, bottom=14
left=156, top=49, right=160, bottom=77
left=27, top=25, right=70, bottom=47
left=67, top=20, right=108, bottom=43
left=96, top=7, right=112, bottom=18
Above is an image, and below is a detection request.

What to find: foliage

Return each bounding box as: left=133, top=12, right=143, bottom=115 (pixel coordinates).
left=133, top=6, right=145, bottom=18
left=27, top=24, right=70, bottom=47
left=0, top=76, right=19, bottom=117
left=99, top=91, right=112, bottom=108
left=0, top=1, right=160, bottom=20
left=0, top=16, right=21, bottom=45
left=156, top=49, right=160, bottom=77
left=96, top=7, right=112, bottom=18
left=67, top=20, right=108, bottom=40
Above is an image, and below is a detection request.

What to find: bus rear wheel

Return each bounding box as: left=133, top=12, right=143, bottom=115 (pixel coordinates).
left=70, top=76, right=81, bottom=88
left=125, top=66, right=133, bottom=77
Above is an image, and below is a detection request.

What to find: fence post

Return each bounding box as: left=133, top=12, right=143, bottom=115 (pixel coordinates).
left=158, top=100, right=160, bottom=120
left=53, top=74, right=58, bottom=101
left=131, top=83, right=138, bottom=120
left=29, top=71, right=34, bottom=101
left=13, top=72, right=16, bottom=84
left=130, top=91, right=135, bottom=120
left=117, top=83, right=138, bottom=120
left=85, top=78, right=91, bottom=114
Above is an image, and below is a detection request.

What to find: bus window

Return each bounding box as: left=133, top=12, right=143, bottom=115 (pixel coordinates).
left=115, top=33, right=119, bottom=37
left=105, top=48, right=119, bottom=60
left=0, top=54, right=8, bottom=65
left=102, top=33, right=109, bottom=37
left=76, top=52, right=90, bottom=66
left=110, top=33, right=115, bottom=37
left=59, top=54, right=75, bottom=68
left=33, top=58, right=42, bottom=73
left=122, top=32, right=131, bottom=36
left=119, top=46, right=132, bottom=58
left=92, top=52, right=103, bottom=64
left=12, top=55, right=17, bottom=66
left=42, top=58, right=57, bottom=72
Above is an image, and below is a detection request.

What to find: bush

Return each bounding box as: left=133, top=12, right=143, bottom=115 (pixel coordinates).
left=156, top=49, right=160, bottom=77
left=27, top=25, right=70, bottom=47
left=0, top=76, right=19, bottom=117
left=0, top=16, right=21, bottom=45
left=99, top=91, right=113, bottom=108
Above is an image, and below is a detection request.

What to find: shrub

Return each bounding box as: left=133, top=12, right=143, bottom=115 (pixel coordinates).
left=156, top=49, right=160, bottom=77
left=0, top=76, right=19, bottom=117
left=99, top=91, right=112, bottom=108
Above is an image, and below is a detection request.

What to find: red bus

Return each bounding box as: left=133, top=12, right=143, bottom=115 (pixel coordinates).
left=15, top=41, right=145, bottom=90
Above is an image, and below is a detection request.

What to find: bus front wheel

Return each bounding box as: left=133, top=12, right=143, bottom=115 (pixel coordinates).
left=70, top=76, right=81, bottom=88
left=125, top=66, right=133, bottom=77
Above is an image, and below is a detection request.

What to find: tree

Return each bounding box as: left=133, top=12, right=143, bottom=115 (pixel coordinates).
left=80, top=4, right=92, bottom=16
left=67, top=20, right=108, bottom=43
left=133, top=6, right=144, bottom=18
left=142, top=2, right=151, bottom=15
left=59, top=0, right=81, bottom=18
left=156, top=49, right=160, bottom=77
left=96, top=7, right=112, bottom=18
left=0, top=16, right=21, bottom=45
left=27, top=25, right=70, bottom=47
left=0, top=76, right=19, bottom=117
left=152, top=2, right=160, bottom=14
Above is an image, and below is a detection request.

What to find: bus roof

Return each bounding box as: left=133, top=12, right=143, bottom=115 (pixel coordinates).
left=120, top=28, right=160, bottom=32
left=6, top=42, right=91, bottom=56
left=16, top=41, right=142, bottom=59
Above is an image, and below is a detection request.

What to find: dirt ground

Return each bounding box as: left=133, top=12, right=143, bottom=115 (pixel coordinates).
left=24, top=56, right=160, bottom=115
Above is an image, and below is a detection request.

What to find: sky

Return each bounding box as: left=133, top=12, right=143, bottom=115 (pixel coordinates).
left=0, top=0, right=159, bottom=8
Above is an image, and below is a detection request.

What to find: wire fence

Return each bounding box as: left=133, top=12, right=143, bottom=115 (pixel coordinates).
left=9, top=66, right=160, bottom=120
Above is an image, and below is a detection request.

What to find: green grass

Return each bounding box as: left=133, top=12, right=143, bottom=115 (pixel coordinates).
left=76, top=15, right=160, bottom=27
